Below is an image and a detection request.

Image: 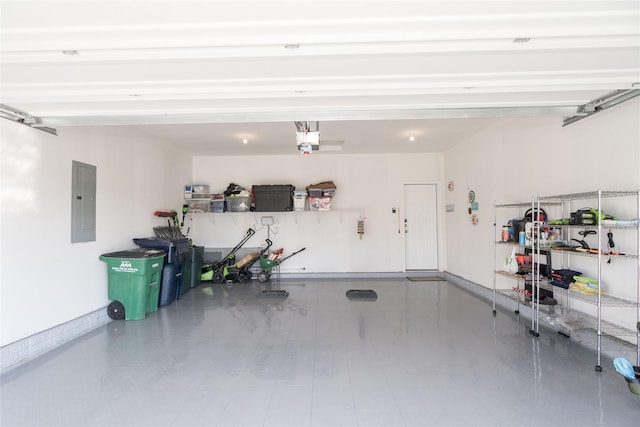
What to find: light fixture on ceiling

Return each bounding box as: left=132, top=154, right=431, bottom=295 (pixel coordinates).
left=294, top=121, right=320, bottom=154
left=61, top=50, right=79, bottom=56
left=284, top=44, right=300, bottom=50
left=242, top=136, right=248, bottom=144
left=409, top=134, right=415, bottom=142
left=512, top=38, right=531, bottom=44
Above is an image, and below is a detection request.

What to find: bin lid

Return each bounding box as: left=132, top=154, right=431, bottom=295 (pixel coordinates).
left=133, top=237, right=190, bottom=254
left=101, top=248, right=165, bottom=259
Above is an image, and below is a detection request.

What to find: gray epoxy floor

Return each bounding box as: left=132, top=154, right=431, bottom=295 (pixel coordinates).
left=1, top=278, right=638, bottom=427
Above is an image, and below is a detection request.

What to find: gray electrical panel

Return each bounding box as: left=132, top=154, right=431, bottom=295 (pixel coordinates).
left=71, top=161, right=96, bottom=243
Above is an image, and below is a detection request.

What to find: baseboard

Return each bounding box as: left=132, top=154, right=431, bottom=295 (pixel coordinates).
left=1, top=307, right=111, bottom=374
left=275, top=271, right=442, bottom=279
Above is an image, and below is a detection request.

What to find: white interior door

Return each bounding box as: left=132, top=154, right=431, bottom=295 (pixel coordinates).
left=404, top=184, right=438, bottom=270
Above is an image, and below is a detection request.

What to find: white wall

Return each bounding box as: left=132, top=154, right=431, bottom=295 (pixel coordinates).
left=2, top=98, right=636, bottom=347
left=443, top=99, right=640, bottom=330
left=0, top=122, right=191, bottom=346
left=191, top=153, right=444, bottom=273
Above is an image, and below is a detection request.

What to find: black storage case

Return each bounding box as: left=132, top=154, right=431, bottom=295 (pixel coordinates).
left=253, top=185, right=294, bottom=211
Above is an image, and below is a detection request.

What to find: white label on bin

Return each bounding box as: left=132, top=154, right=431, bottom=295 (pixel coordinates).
left=111, top=260, right=138, bottom=273
left=152, top=263, right=159, bottom=268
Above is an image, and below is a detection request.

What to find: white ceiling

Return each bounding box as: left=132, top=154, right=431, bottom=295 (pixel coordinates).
left=1, top=1, right=639, bottom=155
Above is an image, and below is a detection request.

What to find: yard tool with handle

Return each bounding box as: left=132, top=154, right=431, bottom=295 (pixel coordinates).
left=258, top=247, right=306, bottom=283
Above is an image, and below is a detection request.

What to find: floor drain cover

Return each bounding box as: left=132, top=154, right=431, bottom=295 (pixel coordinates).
left=346, top=289, right=377, bottom=300
left=258, top=290, right=289, bottom=298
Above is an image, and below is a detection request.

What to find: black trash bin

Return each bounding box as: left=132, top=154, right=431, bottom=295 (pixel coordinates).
left=133, top=237, right=189, bottom=306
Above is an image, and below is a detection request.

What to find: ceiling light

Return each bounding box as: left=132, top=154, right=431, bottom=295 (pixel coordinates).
left=284, top=44, right=300, bottom=50
left=242, top=136, right=248, bottom=144
left=512, top=38, right=531, bottom=44
left=61, top=50, right=79, bottom=55
left=409, top=135, right=415, bottom=142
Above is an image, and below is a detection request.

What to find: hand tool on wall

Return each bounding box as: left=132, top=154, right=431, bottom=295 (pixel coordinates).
left=605, top=230, right=627, bottom=260
left=154, top=210, right=175, bottom=227
left=181, top=204, right=189, bottom=227
left=571, top=229, right=596, bottom=250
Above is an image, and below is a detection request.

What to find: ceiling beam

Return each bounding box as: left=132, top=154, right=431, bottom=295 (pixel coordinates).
left=39, top=105, right=579, bottom=127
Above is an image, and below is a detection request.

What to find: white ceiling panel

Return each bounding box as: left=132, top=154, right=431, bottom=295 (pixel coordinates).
left=1, top=0, right=639, bottom=155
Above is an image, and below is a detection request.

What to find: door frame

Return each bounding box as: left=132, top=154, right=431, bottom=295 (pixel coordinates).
left=401, top=181, right=444, bottom=272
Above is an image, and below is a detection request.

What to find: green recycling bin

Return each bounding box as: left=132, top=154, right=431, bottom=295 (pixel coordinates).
left=100, top=248, right=165, bottom=320
left=190, top=246, right=204, bottom=288
left=180, top=247, right=193, bottom=297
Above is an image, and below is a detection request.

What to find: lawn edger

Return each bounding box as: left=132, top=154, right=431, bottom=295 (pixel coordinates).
left=257, top=246, right=306, bottom=282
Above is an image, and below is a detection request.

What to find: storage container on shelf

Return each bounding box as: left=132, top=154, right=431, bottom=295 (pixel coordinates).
left=293, top=191, right=307, bottom=211
left=226, top=195, right=251, bottom=212
left=192, top=184, right=210, bottom=194
left=210, top=199, right=225, bottom=213
left=252, top=185, right=294, bottom=211
left=187, top=199, right=210, bottom=212
left=309, top=196, right=332, bottom=211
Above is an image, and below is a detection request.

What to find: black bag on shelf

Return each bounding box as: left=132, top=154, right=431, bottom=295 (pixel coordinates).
left=508, top=208, right=547, bottom=241
left=570, top=208, right=596, bottom=225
